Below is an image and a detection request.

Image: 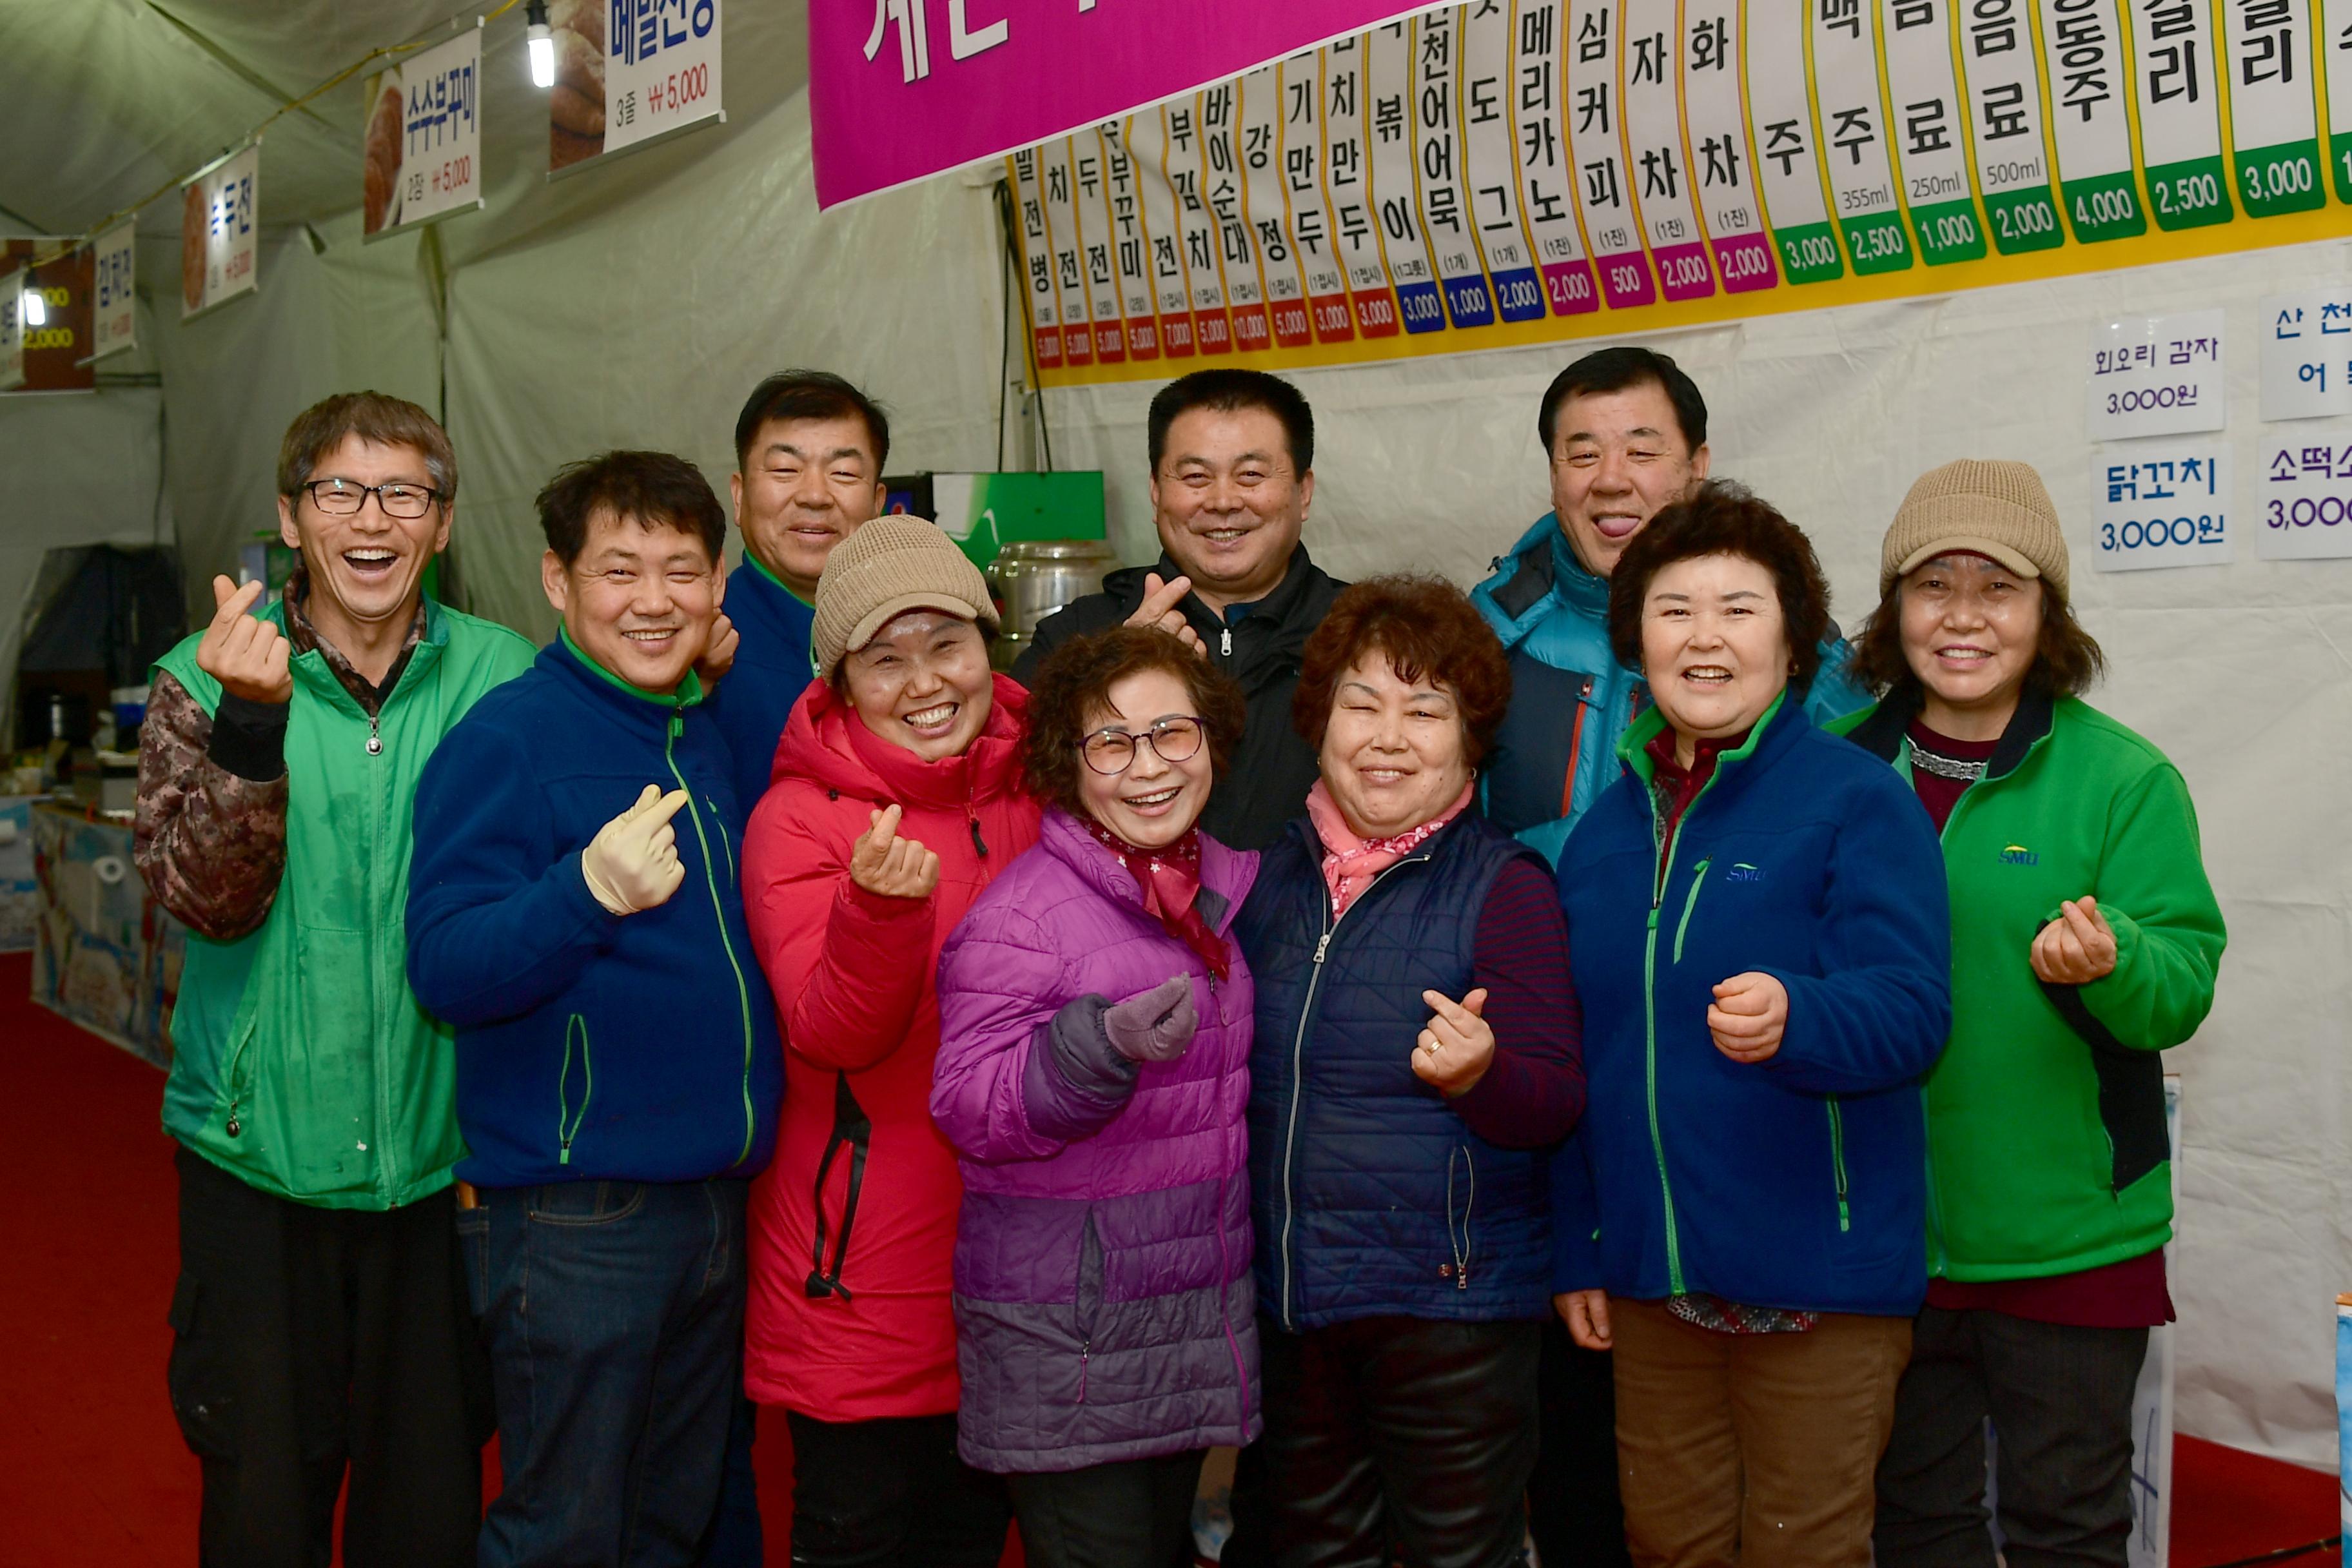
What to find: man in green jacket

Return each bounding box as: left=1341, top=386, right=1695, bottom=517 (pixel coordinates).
left=135, top=392, right=535, bottom=1568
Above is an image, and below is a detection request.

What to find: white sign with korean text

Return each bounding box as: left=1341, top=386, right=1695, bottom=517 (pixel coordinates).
left=603, top=0, right=723, bottom=160
left=2255, top=428, right=2352, bottom=559
left=90, top=222, right=135, bottom=362
left=361, top=26, right=482, bottom=239
left=2086, top=310, right=2224, bottom=440
left=0, top=271, right=23, bottom=391
left=2092, top=442, right=2233, bottom=571
left=181, top=143, right=259, bottom=320
left=2260, top=289, right=2352, bottom=421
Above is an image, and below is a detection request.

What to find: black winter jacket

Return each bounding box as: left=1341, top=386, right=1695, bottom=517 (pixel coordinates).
left=1012, top=546, right=1345, bottom=851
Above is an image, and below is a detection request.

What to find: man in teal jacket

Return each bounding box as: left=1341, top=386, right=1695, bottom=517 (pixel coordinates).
left=1467, top=346, right=1870, bottom=1568
left=135, top=393, right=534, bottom=1567
left=1472, top=346, right=1870, bottom=867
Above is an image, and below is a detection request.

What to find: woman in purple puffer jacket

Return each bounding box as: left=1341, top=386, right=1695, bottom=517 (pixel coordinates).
left=932, top=625, right=1257, bottom=1568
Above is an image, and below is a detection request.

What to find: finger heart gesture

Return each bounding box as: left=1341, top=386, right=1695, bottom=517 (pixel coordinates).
left=194, top=574, right=295, bottom=705
left=1411, top=988, right=1494, bottom=1099
left=2030, top=896, right=2118, bottom=986
left=848, top=803, right=941, bottom=901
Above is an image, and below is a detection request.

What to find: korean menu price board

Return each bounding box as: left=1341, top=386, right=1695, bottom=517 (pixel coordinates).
left=1, top=239, right=95, bottom=391
left=2257, top=429, right=2352, bottom=557
left=362, top=26, right=483, bottom=239
left=549, top=0, right=723, bottom=176
left=1007, top=0, right=2352, bottom=389
left=91, top=223, right=135, bottom=363
left=0, top=276, right=21, bottom=392
left=181, top=143, right=259, bottom=320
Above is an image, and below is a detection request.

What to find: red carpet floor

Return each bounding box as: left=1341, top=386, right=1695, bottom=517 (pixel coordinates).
left=0, top=950, right=2336, bottom=1565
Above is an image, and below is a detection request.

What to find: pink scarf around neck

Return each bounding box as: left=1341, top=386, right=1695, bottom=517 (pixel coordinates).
left=1304, top=777, right=1476, bottom=919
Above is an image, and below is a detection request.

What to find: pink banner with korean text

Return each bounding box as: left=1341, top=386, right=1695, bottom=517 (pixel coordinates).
left=810, top=0, right=1445, bottom=208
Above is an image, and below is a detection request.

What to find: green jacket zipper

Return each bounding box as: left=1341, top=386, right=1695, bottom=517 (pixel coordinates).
left=558, top=1012, right=594, bottom=1164
left=1628, top=700, right=1781, bottom=1298
left=665, top=712, right=760, bottom=1166
left=1825, top=1096, right=1852, bottom=1233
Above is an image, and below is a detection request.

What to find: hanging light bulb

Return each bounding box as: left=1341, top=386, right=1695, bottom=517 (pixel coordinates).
left=526, top=0, right=555, bottom=89
left=21, top=288, right=45, bottom=328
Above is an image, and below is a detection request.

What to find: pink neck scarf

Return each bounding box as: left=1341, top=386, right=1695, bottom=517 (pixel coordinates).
left=1304, top=777, right=1476, bottom=919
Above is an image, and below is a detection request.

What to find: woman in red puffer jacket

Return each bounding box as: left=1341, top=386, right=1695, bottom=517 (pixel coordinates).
left=740, top=516, right=1042, bottom=1567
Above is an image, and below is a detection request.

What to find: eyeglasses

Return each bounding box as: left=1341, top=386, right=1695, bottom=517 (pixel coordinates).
left=301, top=478, right=442, bottom=520
left=1079, top=716, right=1204, bottom=775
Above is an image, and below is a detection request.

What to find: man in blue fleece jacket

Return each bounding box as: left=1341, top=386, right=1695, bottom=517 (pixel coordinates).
left=703, top=369, right=892, bottom=812
left=406, top=450, right=783, bottom=1568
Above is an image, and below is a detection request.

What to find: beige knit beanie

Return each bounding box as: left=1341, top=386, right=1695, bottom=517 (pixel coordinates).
left=1881, top=458, right=2070, bottom=603
left=810, top=514, right=997, bottom=675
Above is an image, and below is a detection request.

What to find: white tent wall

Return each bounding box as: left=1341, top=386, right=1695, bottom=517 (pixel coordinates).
left=1048, top=235, right=2352, bottom=1469
left=440, top=87, right=1010, bottom=639
left=139, top=214, right=442, bottom=630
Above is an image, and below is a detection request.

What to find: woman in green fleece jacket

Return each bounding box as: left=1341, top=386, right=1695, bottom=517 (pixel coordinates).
left=1835, top=460, right=2225, bottom=1568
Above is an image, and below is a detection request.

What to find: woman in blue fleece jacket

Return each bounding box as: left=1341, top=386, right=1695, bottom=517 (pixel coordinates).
left=1551, top=483, right=1950, bottom=1567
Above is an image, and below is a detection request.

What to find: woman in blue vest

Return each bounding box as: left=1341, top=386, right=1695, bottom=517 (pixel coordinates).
left=1233, top=574, right=1586, bottom=1567
left=1552, top=482, right=1952, bottom=1565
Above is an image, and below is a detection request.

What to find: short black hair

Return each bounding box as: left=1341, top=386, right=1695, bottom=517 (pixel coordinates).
left=538, top=451, right=727, bottom=569
left=1146, top=368, right=1315, bottom=473
left=1606, top=481, right=1831, bottom=693
left=733, top=370, right=890, bottom=473
left=1537, top=345, right=1708, bottom=456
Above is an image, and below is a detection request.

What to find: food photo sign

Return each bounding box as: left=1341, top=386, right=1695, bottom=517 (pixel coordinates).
left=180, top=142, right=259, bottom=320
left=361, top=25, right=484, bottom=239
left=548, top=0, right=725, bottom=175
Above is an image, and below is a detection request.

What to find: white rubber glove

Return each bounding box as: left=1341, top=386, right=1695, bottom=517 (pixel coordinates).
left=581, top=785, right=689, bottom=916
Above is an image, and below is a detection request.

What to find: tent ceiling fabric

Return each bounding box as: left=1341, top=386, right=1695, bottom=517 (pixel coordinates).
left=0, top=0, right=808, bottom=242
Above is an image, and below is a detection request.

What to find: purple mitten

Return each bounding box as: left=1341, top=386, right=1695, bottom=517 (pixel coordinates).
left=1102, top=975, right=1197, bottom=1063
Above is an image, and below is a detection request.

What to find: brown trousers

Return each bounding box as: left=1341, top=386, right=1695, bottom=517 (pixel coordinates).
left=1609, top=1298, right=1912, bottom=1568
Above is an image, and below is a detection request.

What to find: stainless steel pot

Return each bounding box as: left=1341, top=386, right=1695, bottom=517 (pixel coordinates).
left=987, top=538, right=1121, bottom=671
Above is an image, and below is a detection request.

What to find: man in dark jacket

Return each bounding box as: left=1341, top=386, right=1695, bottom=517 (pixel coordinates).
left=407, top=451, right=783, bottom=1568
left=1014, top=368, right=1343, bottom=850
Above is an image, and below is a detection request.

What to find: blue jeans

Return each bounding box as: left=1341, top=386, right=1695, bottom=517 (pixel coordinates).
left=467, top=1179, right=747, bottom=1568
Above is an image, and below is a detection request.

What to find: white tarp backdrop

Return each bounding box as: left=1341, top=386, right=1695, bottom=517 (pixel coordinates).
left=0, top=0, right=2342, bottom=1474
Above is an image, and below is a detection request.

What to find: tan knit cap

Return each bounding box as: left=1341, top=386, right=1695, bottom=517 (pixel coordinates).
left=1881, top=458, right=2070, bottom=603
left=810, top=514, right=997, bottom=675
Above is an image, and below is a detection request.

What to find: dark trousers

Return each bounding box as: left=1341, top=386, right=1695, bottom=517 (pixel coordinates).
left=168, top=1144, right=489, bottom=1568
left=1527, top=1315, right=1632, bottom=1568
left=471, top=1178, right=747, bottom=1568
left=784, top=1409, right=1014, bottom=1567
left=1874, top=1306, right=2150, bottom=1568
left=689, top=1390, right=763, bottom=1566
left=1008, top=1449, right=1207, bottom=1568
left=1255, top=1314, right=1542, bottom=1568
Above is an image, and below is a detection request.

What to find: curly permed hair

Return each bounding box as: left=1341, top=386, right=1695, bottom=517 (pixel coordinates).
left=1019, top=626, right=1248, bottom=820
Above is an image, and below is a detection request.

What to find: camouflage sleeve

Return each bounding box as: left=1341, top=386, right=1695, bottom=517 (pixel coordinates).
left=133, top=670, right=289, bottom=941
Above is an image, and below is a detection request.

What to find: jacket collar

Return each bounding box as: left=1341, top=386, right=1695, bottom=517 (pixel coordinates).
left=772, top=672, right=1030, bottom=809
left=1108, top=544, right=1329, bottom=634
left=1483, top=514, right=1611, bottom=647
left=1843, top=684, right=2055, bottom=783
left=1039, top=807, right=1251, bottom=934
left=735, top=549, right=816, bottom=613
left=1620, top=688, right=1799, bottom=802
left=551, top=627, right=705, bottom=729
